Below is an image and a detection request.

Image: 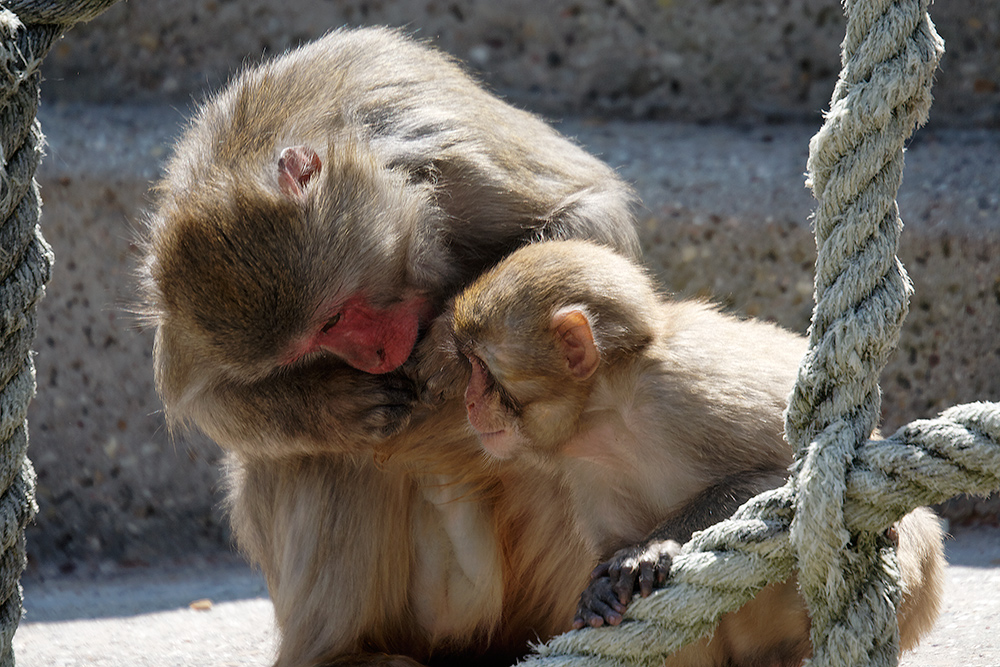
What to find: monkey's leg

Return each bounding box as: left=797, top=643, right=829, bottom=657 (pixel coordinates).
left=227, top=451, right=529, bottom=667
left=227, top=455, right=423, bottom=667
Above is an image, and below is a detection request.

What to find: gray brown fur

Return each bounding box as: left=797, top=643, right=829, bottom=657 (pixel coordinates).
left=139, top=28, right=639, bottom=666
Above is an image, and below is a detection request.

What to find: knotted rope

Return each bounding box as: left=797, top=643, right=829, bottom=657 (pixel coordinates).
left=522, top=2, right=1000, bottom=666
left=0, top=1, right=120, bottom=663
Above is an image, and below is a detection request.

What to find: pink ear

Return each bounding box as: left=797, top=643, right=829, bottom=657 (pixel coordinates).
left=550, top=308, right=599, bottom=380
left=278, top=146, right=322, bottom=199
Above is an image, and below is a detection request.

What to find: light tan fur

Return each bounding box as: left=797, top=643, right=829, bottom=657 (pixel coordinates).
left=450, top=240, right=945, bottom=667
left=140, top=28, right=637, bottom=667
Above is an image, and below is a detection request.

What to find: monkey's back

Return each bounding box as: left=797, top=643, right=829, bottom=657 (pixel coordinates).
left=646, top=300, right=807, bottom=471
left=158, top=27, right=638, bottom=263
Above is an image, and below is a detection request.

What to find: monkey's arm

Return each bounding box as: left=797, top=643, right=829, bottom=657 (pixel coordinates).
left=641, top=469, right=790, bottom=545
left=573, top=469, right=788, bottom=629
left=180, top=358, right=417, bottom=459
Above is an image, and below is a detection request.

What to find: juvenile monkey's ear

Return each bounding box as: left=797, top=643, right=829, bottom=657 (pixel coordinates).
left=278, top=146, right=322, bottom=199
left=550, top=307, right=599, bottom=380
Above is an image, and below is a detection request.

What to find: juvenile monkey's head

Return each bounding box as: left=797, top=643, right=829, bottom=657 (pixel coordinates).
left=452, top=240, right=657, bottom=460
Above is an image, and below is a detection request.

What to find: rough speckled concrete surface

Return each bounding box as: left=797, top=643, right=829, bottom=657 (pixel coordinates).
left=28, top=105, right=230, bottom=573
left=25, top=103, right=999, bottom=573
left=41, top=0, right=1000, bottom=127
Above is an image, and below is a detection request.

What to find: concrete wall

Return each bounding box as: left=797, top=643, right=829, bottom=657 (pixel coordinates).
left=42, top=0, right=1000, bottom=126
left=22, top=1, right=1000, bottom=574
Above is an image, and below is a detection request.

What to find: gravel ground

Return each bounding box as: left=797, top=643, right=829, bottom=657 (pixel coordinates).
left=13, top=524, right=1000, bottom=667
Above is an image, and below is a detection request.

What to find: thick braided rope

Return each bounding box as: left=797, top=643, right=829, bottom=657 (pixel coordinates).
left=784, top=1, right=944, bottom=664
left=0, top=2, right=121, bottom=664
left=516, top=3, right=1000, bottom=667
left=523, top=403, right=1000, bottom=667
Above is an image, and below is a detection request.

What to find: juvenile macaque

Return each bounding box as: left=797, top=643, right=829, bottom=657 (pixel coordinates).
left=451, top=240, right=944, bottom=665
left=140, top=28, right=638, bottom=667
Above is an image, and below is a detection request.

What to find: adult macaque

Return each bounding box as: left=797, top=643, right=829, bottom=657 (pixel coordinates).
left=451, top=240, right=945, bottom=666
left=140, top=28, right=638, bottom=666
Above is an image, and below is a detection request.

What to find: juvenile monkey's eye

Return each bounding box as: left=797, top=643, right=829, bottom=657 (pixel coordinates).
left=321, top=313, right=341, bottom=333
left=468, top=354, right=521, bottom=415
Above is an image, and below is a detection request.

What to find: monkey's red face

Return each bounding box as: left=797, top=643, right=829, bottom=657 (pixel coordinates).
left=291, top=294, right=432, bottom=374
left=270, top=144, right=436, bottom=374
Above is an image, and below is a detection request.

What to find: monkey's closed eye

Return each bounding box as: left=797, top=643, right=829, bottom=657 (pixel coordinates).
left=468, top=354, right=521, bottom=415
left=322, top=313, right=341, bottom=333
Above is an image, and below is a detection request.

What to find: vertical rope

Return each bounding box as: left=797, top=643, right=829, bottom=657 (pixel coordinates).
left=0, top=2, right=122, bottom=663
left=785, top=2, right=943, bottom=664
left=0, top=11, right=50, bottom=664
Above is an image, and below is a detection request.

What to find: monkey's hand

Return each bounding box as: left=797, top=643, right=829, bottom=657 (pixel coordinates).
left=355, top=370, right=419, bottom=440
left=407, top=310, right=469, bottom=406
left=572, top=538, right=681, bottom=629
left=199, top=359, right=419, bottom=456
